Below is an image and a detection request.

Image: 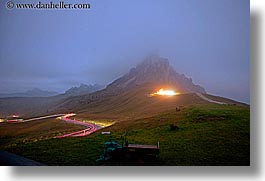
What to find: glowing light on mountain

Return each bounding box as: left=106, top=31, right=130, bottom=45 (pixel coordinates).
left=150, top=89, right=180, bottom=96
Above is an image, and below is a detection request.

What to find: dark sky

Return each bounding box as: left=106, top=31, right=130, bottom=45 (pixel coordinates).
left=0, top=0, right=249, bottom=103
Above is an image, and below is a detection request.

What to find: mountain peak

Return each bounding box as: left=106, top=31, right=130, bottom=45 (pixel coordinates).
left=107, top=55, right=206, bottom=93
left=64, top=84, right=104, bottom=96
left=137, top=54, right=170, bottom=69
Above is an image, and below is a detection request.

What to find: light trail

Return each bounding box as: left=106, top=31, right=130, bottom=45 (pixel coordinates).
left=23, top=114, right=65, bottom=122
left=4, top=113, right=97, bottom=138
left=5, top=114, right=65, bottom=123
left=57, top=113, right=97, bottom=138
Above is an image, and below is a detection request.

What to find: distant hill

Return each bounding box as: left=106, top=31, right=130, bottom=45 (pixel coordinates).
left=63, top=84, right=104, bottom=97
left=0, top=88, right=58, bottom=98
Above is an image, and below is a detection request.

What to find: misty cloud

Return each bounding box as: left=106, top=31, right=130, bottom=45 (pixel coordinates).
left=0, top=0, right=249, bottom=103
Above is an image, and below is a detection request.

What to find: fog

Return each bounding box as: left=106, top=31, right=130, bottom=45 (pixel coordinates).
left=0, top=0, right=249, bottom=103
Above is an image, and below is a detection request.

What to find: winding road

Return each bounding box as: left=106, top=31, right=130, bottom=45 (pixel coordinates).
left=23, top=114, right=65, bottom=122
left=57, top=114, right=97, bottom=138
left=196, top=93, right=227, bottom=105
left=5, top=113, right=98, bottom=138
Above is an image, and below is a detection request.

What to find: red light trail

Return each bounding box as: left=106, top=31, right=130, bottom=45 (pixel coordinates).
left=57, top=114, right=97, bottom=138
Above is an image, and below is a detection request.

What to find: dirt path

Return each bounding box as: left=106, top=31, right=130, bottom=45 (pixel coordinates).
left=196, top=93, right=227, bottom=105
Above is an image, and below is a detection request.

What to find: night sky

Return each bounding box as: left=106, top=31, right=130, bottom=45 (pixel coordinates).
left=0, top=0, right=249, bottom=103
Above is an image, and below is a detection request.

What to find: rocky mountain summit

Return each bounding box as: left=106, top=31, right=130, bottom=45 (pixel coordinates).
left=107, top=54, right=206, bottom=93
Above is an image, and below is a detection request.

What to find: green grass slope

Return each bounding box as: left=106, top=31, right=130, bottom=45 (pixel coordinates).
left=3, top=104, right=250, bottom=166
left=76, top=85, right=245, bottom=121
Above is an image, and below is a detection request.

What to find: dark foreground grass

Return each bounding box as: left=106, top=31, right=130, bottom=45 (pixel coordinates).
left=4, top=104, right=250, bottom=166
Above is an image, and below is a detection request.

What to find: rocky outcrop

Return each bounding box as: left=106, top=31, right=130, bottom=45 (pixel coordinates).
left=107, top=54, right=206, bottom=93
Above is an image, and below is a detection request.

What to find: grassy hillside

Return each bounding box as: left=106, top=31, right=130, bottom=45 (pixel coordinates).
left=3, top=104, right=250, bottom=166
left=76, top=85, right=245, bottom=121
left=0, top=118, right=85, bottom=149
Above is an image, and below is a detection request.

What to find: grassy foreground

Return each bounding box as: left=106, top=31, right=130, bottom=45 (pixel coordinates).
left=2, top=104, right=250, bottom=166
left=0, top=118, right=85, bottom=149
